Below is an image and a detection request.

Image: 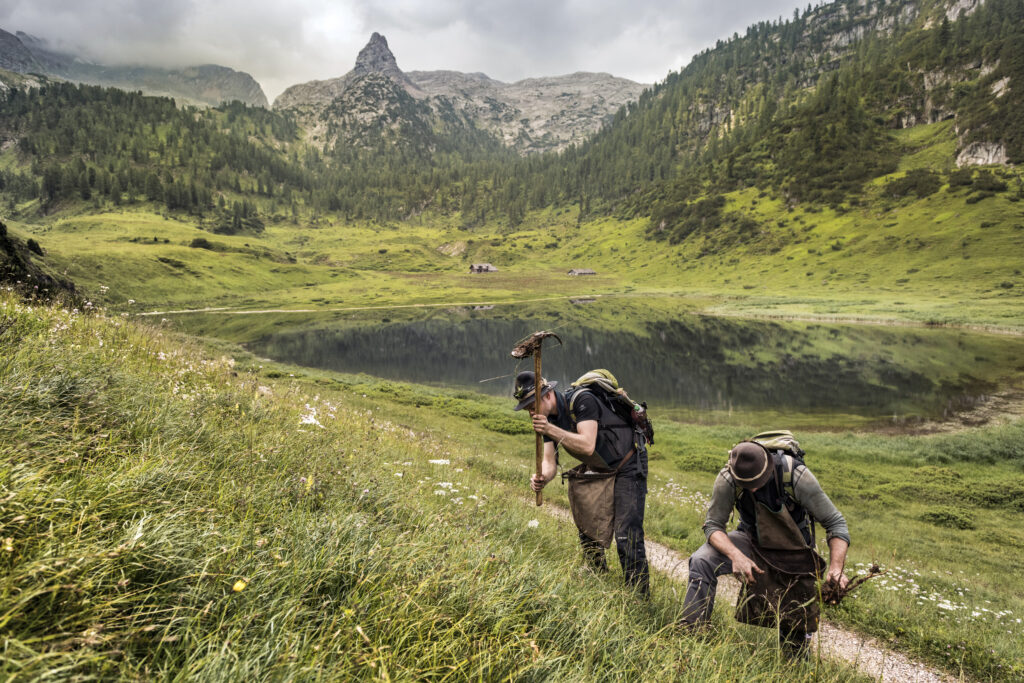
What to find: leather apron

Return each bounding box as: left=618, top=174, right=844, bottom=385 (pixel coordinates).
left=735, top=476, right=827, bottom=633
left=564, top=449, right=634, bottom=549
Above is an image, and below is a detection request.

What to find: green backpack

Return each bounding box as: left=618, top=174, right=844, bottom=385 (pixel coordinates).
left=745, top=429, right=815, bottom=545
left=567, top=369, right=654, bottom=445
left=750, top=430, right=805, bottom=464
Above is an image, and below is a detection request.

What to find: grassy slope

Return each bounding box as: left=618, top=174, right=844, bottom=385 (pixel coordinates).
left=0, top=292, right=868, bottom=681
left=3, top=293, right=1022, bottom=680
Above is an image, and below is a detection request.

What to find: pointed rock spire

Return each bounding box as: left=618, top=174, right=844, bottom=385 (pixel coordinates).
left=351, top=32, right=423, bottom=98
left=354, top=32, right=401, bottom=77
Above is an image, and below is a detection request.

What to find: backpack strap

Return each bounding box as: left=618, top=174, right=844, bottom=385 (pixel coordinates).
left=567, top=388, right=589, bottom=424
left=781, top=454, right=817, bottom=546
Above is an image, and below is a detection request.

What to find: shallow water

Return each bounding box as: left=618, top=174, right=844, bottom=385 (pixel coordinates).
left=250, top=308, right=1024, bottom=425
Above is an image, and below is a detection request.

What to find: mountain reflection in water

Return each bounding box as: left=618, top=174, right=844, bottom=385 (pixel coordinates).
left=250, top=315, right=1020, bottom=421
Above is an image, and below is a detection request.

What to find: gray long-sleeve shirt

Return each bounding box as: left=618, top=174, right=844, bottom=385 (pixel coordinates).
left=702, top=463, right=851, bottom=546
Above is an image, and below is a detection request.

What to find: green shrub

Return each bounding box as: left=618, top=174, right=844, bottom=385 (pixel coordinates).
left=972, top=171, right=1008, bottom=193
left=435, top=397, right=491, bottom=420
left=920, top=506, right=975, bottom=529
left=884, top=169, right=942, bottom=199
left=947, top=168, right=974, bottom=188
left=481, top=416, right=532, bottom=435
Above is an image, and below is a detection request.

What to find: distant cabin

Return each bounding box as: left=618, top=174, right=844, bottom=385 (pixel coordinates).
left=567, top=268, right=597, bottom=276
left=470, top=263, right=498, bottom=273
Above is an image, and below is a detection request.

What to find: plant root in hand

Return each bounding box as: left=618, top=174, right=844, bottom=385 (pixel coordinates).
left=823, top=563, right=888, bottom=606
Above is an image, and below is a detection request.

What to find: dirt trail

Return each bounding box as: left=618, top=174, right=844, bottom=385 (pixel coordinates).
left=545, top=505, right=957, bottom=683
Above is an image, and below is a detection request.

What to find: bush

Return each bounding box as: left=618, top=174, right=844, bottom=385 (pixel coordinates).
left=189, top=237, right=215, bottom=250
left=972, top=170, right=1008, bottom=193
left=920, top=506, right=975, bottom=529
left=26, top=238, right=44, bottom=256
left=947, top=168, right=974, bottom=188
left=481, top=416, right=532, bottom=435
left=884, top=169, right=942, bottom=199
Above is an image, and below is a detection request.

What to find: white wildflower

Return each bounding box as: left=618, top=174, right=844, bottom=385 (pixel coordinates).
left=527, top=519, right=539, bottom=528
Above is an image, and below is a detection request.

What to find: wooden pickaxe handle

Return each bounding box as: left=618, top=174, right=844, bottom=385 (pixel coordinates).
left=534, top=349, right=543, bottom=506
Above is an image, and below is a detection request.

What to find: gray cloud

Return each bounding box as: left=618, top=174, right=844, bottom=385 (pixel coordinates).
left=0, top=0, right=805, bottom=102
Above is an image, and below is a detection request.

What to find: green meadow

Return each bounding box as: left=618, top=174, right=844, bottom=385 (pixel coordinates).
left=3, top=291, right=1023, bottom=680
left=5, top=123, right=1023, bottom=334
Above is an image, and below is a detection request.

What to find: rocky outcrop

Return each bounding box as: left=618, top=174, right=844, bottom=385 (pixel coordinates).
left=408, top=70, right=647, bottom=153
left=0, top=28, right=41, bottom=74
left=2, top=29, right=268, bottom=107
left=275, top=33, right=647, bottom=155
left=946, top=0, right=986, bottom=22
left=354, top=33, right=423, bottom=98
left=990, top=76, right=1010, bottom=97
left=956, top=142, right=1008, bottom=167
left=0, top=221, right=77, bottom=300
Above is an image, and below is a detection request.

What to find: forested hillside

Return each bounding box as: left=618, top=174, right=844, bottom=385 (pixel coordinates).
left=0, top=0, right=1021, bottom=233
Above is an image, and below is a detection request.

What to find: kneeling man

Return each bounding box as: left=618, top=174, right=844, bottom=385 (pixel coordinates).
left=680, top=440, right=850, bottom=656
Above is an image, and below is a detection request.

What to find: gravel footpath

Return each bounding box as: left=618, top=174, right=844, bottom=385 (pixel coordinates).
left=545, top=505, right=958, bottom=682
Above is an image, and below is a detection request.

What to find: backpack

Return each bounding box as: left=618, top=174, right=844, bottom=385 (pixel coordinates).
left=567, top=369, right=654, bottom=445
left=736, top=430, right=816, bottom=545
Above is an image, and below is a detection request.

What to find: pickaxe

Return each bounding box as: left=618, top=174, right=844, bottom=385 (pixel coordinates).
left=511, top=331, right=562, bottom=506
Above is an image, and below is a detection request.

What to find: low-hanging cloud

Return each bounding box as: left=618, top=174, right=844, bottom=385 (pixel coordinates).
left=0, top=0, right=804, bottom=102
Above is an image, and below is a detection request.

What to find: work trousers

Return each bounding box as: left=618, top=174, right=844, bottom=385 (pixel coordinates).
left=680, top=530, right=812, bottom=651
left=579, top=472, right=649, bottom=594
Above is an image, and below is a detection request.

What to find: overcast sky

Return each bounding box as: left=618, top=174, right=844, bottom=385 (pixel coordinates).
left=1, top=0, right=808, bottom=103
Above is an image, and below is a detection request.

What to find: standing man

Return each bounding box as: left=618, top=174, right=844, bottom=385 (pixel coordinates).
left=679, top=440, right=851, bottom=657
left=513, top=370, right=649, bottom=594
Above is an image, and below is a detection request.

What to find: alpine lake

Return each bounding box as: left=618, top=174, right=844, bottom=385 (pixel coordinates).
left=239, top=296, right=1024, bottom=431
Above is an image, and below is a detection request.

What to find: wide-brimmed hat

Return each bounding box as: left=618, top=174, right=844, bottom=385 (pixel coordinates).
left=728, top=441, right=773, bottom=490
left=512, top=370, right=558, bottom=411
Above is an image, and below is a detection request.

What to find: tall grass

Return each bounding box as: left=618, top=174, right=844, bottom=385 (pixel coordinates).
left=0, top=292, right=866, bottom=680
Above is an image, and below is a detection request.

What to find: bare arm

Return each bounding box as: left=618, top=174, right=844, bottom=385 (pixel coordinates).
left=826, top=536, right=850, bottom=589
left=529, top=418, right=597, bottom=491
left=709, top=530, right=764, bottom=584
left=531, top=416, right=598, bottom=458
left=530, top=440, right=558, bottom=492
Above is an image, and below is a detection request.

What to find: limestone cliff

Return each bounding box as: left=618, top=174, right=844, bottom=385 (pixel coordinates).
left=274, top=33, right=647, bottom=155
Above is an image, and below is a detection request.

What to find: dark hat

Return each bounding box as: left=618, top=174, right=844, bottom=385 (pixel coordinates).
left=728, top=442, right=773, bottom=490
left=512, top=370, right=557, bottom=411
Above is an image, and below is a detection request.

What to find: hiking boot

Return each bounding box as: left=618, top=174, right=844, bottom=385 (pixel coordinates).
left=780, top=629, right=812, bottom=661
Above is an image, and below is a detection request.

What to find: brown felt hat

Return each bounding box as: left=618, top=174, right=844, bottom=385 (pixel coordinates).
left=728, top=442, right=773, bottom=490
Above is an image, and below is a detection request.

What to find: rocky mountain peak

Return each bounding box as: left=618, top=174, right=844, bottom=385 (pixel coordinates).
left=354, top=33, right=400, bottom=78
left=350, top=32, right=423, bottom=99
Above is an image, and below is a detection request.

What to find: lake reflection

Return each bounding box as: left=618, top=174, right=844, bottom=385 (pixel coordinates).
left=250, top=313, right=1023, bottom=422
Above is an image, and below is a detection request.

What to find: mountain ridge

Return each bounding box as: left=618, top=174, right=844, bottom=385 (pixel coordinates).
left=0, top=28, right=268, bottom=108
left=274, top=33, right=648, bottom=155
